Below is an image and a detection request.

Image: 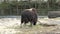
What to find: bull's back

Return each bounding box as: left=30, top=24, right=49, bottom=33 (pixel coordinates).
left=21, top=11, right=37, bottom=21
left=21, top=11, right=33, bottom=21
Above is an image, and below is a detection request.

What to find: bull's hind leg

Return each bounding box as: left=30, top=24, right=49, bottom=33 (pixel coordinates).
left=21, top=20, right=24, bottom=25
left=20, top=20, right=24, bottom=28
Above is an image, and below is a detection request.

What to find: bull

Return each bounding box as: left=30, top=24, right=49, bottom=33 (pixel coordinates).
left=21, top=8, right=38, bottom=26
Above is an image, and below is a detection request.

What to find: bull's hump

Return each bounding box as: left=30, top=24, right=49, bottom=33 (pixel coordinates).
left=25, top=9, right=32, bottom=12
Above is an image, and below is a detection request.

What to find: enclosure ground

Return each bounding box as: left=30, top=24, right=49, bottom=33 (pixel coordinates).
left=0, top=17, right=60, bottom=34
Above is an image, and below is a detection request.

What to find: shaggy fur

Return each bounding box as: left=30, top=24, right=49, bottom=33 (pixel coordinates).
left=21, top=8, right=38, bottom=26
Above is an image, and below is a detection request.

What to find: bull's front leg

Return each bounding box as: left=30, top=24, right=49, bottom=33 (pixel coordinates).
left=33, top=21, right=36, bottom=25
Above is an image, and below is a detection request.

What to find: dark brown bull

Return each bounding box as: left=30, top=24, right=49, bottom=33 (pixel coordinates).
left=21, top=8, right=38, bottom=26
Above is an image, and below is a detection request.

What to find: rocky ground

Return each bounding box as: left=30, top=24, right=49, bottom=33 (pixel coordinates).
left=0, top=17, right=60, bottom=34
